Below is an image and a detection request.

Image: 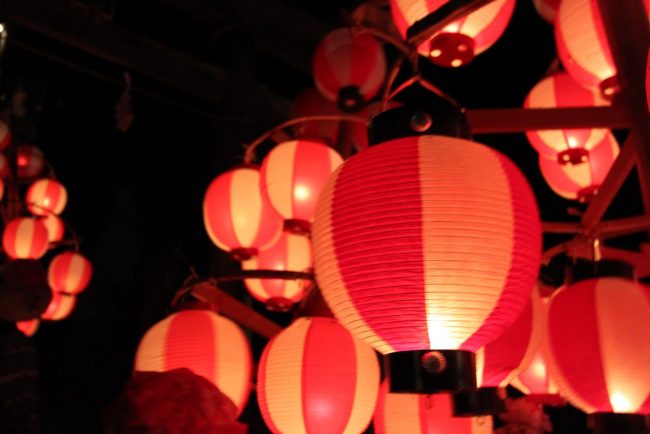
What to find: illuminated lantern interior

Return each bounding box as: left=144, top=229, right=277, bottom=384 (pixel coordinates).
left=257, top=317, right=380, bottom=434
left=16, top=145, right=46, bottom=179
left=2, top=217, right=50, bottom=259
left=41, top=292, right=77, bottom=321
left=26, top=178, right=68, bottom=216
left=48, top=251, right=93, bottom=295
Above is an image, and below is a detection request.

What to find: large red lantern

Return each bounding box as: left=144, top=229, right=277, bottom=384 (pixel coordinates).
left=48, top=251, right=93, bottom=295
left=203, top=166, right=282, bottom=260
left=242, top=232, right=312, bottom=311
left=313, top=135, right=541, bottom=392
left=16, top=145, right=45, bottom=179
left=539, top=133, right=619, bottom=203
left=524, top=73, right=610, bottom=163
left=374, top=382, right=492, bottom=434
left=134, top=309, right=252, bottom=415
left=556, top=0, right=650, bottom=97
left=260, top=140, right=343, bottom=234
left=26, top=179, right=68, bottom=216
left=0, top=121, right=10, bottom=151
left=390, top=0, right=515, bottom=67
left=258, top=317, right=379, bottom=434
left=41, top=292, right=76, bottom=321
left=533, top=0, right=561, bottom=24
left=3, top=217, right=50, bottom=259
left=545, top=272, right=650, bottom=427
left=312, top=28, right=387, bottom=112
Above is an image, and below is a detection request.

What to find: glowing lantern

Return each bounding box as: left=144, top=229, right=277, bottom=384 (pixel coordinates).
left=260, top=140, right=343, bottom=234
left=539, top=133, right=619, bottom=203
left=390, top=0, right=515, bottom=67
left=203, top=166, right=282, bottom=260
left=26, top=179, right=68, bottom=216
left=313, top=135, right=541, bottom=392
left=48, top=251, right=93, bottom=295
left=16, top=319, right=40, bottom=337
left=292, top=87, right=345, bottom=146
left=2, top=217, right=49, bottom=259
left=41, top=292, right=76, bottom=320
left=374, top=382, right=492, bottom=434
left=545, top=275, right=650, bottom=426
left=134, top=309, right=252, bottom=415
left=533, top=0, right=560, bottom=24
left=0, top=121, right=10, bottom=150
left=258, top=317, right=380, bottom=434
left=42, top=214, right=65, bottom=243
left=556, top=0, right=650, bottom=97
left=16, top=145, right=45, bottom=179
left=525, top=73, right=610, bottom=163
left=242, top=232, right=312, bottom=311
left=312, top=28, right=387, bottom=112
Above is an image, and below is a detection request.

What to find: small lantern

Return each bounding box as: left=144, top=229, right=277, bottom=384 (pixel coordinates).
left=533, top=0, right=561, bottom=24
left=26, top=179, right=68, bottom=216
left=390, top=0, right=515, bottom=67
left=0, top=121, right=10, bottom=150
left=312, top=28, right=387, bottom=112
left=41, top=292, right=76, bottom=321
left=134, top=309, right=253, bottom=415
left=292, top=87, right=345, bottom=146
left=242, top=232, right=312, bottom=311
left=16, top=319, right=40, bottom=337
left=16, top=145, right=45, bottom=179
left=260, top=139, right=343, bottom=235
left=203, top=166, right=282, bottom=260
left=2, top=217, right=50, bottom=259
left=42, top=214, right=65, bottom=243
left=258, top=317, right=380, bottom=434
left=48, top=251, right=93, bottom=295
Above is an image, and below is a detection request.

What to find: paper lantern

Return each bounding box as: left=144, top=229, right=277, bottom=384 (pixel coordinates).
left=3, top=217, right=49, bottom=259
left=525, top=73, right=610, bottom=163
left=292, top=87, right=345, bottom=146
left=312, top=28, right=387, bottom=112
left=16, top=145, right=45, bottom=179
left=42, top=214, right=65, bottom=243
left=539, top=133, right=619, bottom=203
left=0, top=120, right=10, bottom=151
left=41, top=292, right=76, bottom=321
left=48, top=251, right=93, bottom=295
left=258, top=317, right=380, bottom=434
left=390, top=0, right=515, bottom=67
left=242, top=232, right=312, bottom=311
left=134, top=309, right=252, bottom=415
left=26, top=179, right=68, bottom=216
left=533, top=0, right=560, bottom=23
left=203, top=166, right=282, bottom=260
left=260, top=140, right=343, bottom=234
left=16, top=319, right=40, bottom=337
left=313, top=135, right=541, bottom=392
left=556, top=0, right=650, bottom=96
left=545, top=276, right=650, bottom=416
left=374, top=382, right=493, bottom=434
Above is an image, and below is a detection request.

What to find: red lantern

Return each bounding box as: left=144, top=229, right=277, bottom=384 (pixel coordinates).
left=374, top=382, right=493, bottom=434
left=0, top=121, right=10, bottom=151
left=16, top=145, right=45, bottom=179
left=556, top=0, right=650, bottom=97
left=390, top=0, right=515, bottom=67
left=3, top=217, right=49, bottom=259
left=292, top=87, right=345, bottom=146
left=203, top=166, right=282, bottom=260
left=539, top=133, right=619, bottom=203
left=312, top=135, right=541, bottom=391
left=257, top=317, right=380, bottom=434
left=26, top=179, right=68, bottom=216
left=533, top=0, right=561, bottom=24
left=525, top=73, right=610, bottom=163
left=242, top=232, right=312, bottom=311
left=0, top=153, right=9, bottom=178
left=134, top=309, right=252, bottom=415
left=41, top=292, right=76, bottom=321
left=16, top=319, right=40, bottom=337
left=42, top=214, right=65, bottom=243
left=545, top=276, right=650, bottom=415
left=312, top=28, right=387, bottom=112
left=48, top=251, right=93, bottom=295
left=260, top=140, right=343, bottom=234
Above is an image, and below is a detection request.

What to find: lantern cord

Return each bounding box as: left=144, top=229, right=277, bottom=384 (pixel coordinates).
left=243, top=115, right=366, bottom=164
left=385, top=72, right=463, bottom=110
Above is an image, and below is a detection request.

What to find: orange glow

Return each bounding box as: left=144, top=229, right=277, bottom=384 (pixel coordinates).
left=16, top=319, right=40, bottom=337
left=2, top=217, right=50, bottom=259
left=41, top=292, right=76, bottom=321
left=48, top=251, right=93, bottom=295
left=26, top=179, right=68, bottom=216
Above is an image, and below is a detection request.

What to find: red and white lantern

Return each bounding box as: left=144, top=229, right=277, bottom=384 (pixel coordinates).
left=16, top=145, right=45, bottom=179
left=539, top=133, right=619, bottom=203
left=26, top=179, right=68, bottom=216
left=42, top=214, right=65, bottom=243
left=0, top=120, right=10, bottom=151
left=258, top=317, right=380, bottom=434
left=260, top=140, right=343, bottom=234
left=2, top=217, right=49, bottom=259
left=525, top=73, right=610, bottom=163
left=41, top=292, right=76, bottom=321
left=48, top=251, right=93, bottom=295
left=203, top=166, right=282, bottom=260
left=374, top=382, right=493, bottom=434
left=533, top=0, right=561, bottom=24
left=242, top=232, right=312, bottom=311
left=135, top=309, right=253, bottom=415
left=390, top=0, right=515, bottom=67
left=312, top=28, right=386, bottom=112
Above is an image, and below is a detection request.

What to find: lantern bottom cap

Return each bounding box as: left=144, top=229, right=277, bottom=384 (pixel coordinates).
left=230, top=248, right=257, bottom=261
left=428, top=32, right=475, bottom=68
left=452, top=386, right=505, bottom=416
left=337, top=85, right=364, bottom=113
left=283, top=219, right=311, bottom=235
left=386, top=349, right=476, bottom=394
left=265, top=297, right=294, bottom=312
left=588, top=413, right=650, bottom=434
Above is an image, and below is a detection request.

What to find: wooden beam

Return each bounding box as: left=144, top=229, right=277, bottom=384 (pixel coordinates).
left=543, top=216, right=650, bottom=237
left=466, top=106, right=631, bottom=134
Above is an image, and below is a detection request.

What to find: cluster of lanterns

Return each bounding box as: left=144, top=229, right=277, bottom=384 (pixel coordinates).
left=0, top=121, right=93, bottom=335
left=134, top=1, right=650, bottom=433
